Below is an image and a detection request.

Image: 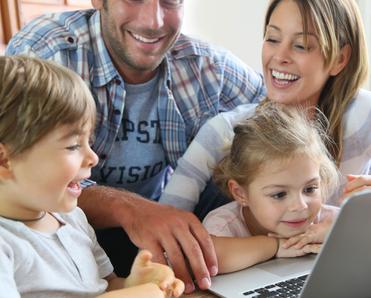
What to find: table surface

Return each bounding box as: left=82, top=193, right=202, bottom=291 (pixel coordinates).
left=181, top=290, right=217, bottom=298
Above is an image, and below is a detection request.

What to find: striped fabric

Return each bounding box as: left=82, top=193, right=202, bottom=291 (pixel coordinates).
left=160, top=89, right=371, bottom=210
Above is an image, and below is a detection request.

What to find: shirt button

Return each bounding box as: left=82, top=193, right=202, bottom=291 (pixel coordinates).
left=114, top=109, right=121, bottom=115
left=66, top=36, right=75, bottom=44
left=100, top=154, right=107, bottom=160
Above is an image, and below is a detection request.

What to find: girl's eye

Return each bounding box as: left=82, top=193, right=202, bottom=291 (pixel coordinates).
left=271, top=191, right=287, bottom=200
left=66, top=144, right=81, bottom=151
left=304, top=186, right=319, bottom=194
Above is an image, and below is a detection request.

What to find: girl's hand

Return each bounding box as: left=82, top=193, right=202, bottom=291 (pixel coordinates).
left=341, top=175, right=371, bottom=202
left=124, top=250, right=185, bottom=297
left=280, top=221, right=332, bottom=250
left=275, top=238, right=321, bottom=258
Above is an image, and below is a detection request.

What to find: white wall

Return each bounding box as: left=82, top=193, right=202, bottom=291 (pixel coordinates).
left=357, top=0, right=371, bottom=89
left=182, top=0, right=269, bottom=73
left=182, top=0, right=370, bottom=90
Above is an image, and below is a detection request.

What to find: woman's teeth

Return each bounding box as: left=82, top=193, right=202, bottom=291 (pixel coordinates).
left=272, top=70, right=299, bottom=81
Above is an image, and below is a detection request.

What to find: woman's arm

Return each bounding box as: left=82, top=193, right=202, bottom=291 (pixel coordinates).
left=159, top=104, right=257, bottom=211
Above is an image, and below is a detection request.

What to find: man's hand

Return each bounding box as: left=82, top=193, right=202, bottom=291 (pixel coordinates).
left=121, top=198, right=218, bottom=294
left=124, top=250, right=184, bottom=297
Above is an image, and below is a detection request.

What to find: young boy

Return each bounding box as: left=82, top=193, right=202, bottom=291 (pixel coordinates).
left=0, top=55, right=184, bottom=298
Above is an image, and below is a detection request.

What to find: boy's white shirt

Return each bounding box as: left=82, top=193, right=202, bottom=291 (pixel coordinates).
left=0, top=207, right=113, bottom=298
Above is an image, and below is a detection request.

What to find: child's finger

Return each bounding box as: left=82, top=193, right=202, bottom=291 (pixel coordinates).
left=164, top=287, right=173, bottom=298
left=172, top=279, right=185, bottom=297
left=159, top=273, right=174, bottom=291
left=283, top=232, right=309, bottom=248
left=303, top=244, right=321, bottom=254
left=132, top=249, right=153, bottom=268
left=293, top=237, right=312, bottom=249
left=282, top=236, right=301, bottom=248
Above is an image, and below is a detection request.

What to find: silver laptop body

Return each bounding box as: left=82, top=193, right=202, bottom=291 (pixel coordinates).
left=209, top=189, right=371, bottom=298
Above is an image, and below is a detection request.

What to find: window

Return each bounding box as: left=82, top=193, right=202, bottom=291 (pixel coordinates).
left=0, top=0, right=91, bottom=53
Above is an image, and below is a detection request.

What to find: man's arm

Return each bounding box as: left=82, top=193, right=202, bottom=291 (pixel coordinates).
left=78, top=185, right=218, bottom=293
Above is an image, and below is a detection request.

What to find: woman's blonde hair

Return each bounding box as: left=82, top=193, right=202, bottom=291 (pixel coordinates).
left=264, top=0, right=368, bottom=164
left=0, top=55, right=96, bottom=156
left=214, top=101, right=339, bottom=202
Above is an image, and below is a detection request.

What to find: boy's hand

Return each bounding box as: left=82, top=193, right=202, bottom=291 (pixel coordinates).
left=275, top=238, right=321, bottom=258
left=124, top=250, right=184, bottom=297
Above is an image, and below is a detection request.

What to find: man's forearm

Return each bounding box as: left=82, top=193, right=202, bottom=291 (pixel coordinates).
left=78, top=185, right=146, bottom=229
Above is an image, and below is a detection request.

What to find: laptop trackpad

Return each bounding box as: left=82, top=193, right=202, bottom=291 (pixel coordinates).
left=258, top=254, right=315, bottom=277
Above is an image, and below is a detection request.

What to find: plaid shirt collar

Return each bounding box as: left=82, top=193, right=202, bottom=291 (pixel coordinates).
left=88, top=11, right=172, bottom=88
left=89, top=11, right=120, bottom=88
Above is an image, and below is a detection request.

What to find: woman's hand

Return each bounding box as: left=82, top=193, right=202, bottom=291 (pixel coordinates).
left=341, top=175, right=371, bottom=202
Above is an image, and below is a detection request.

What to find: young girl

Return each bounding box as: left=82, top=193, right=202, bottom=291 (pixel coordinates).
left=160, top=0, right=371, bottom=211
left=0, top=55, right=184, bottom=298
left=203, top=101, right=339, bottom=273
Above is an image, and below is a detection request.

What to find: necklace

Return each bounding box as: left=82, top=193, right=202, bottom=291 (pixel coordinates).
left=1, top=211, right=47, bottom=222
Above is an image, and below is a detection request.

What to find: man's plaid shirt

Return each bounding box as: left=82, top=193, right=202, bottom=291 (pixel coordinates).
left=6, top=9, right=266, bottom=170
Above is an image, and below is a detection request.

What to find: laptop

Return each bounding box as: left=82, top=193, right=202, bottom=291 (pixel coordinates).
left=208, top=189, right=371, bottom=298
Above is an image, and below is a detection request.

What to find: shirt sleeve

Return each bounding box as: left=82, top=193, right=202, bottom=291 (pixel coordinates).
left=219, top=51, right=266, bottom=111
left=73, top=208, right=114, bottom=278
left=0, top=236, right=21, bottom=298
left=160, top=104, right=257, bottom=211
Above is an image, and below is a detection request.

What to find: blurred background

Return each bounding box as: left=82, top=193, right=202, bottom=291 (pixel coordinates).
left=1, top=0, right=370, bottom=89
left=182, top=0, right=370, bottom=89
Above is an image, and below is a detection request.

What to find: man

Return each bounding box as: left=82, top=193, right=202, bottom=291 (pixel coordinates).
left=6, top=0, right=265, bottom=293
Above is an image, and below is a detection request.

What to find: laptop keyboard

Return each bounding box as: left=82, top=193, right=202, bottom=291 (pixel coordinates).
left=242, top=274, right=308, bottom=298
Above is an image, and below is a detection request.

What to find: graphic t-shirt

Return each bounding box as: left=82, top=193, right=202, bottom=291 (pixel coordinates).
left=91, top=73, right=169, bottom=200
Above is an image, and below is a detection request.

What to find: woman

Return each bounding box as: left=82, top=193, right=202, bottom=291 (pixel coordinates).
left=159, top=0, right=371, bottom=210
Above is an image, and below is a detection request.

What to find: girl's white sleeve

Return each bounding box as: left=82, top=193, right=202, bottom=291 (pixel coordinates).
left=159, top=104, right=257, bottom=211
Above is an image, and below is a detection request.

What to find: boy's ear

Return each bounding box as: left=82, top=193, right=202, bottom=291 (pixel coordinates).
left=228, top=179, right=249, bottom=207
left=0, top=143, right=14, bottom=180
left=329, top=44, right=351, bottom=76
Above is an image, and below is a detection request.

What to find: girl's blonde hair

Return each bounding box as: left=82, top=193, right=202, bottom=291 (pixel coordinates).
left=214, top=101, right=339, bottom=202
left=264, top=0, right=368, bottom=164
left=0, top=55, right=96, bottom=156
